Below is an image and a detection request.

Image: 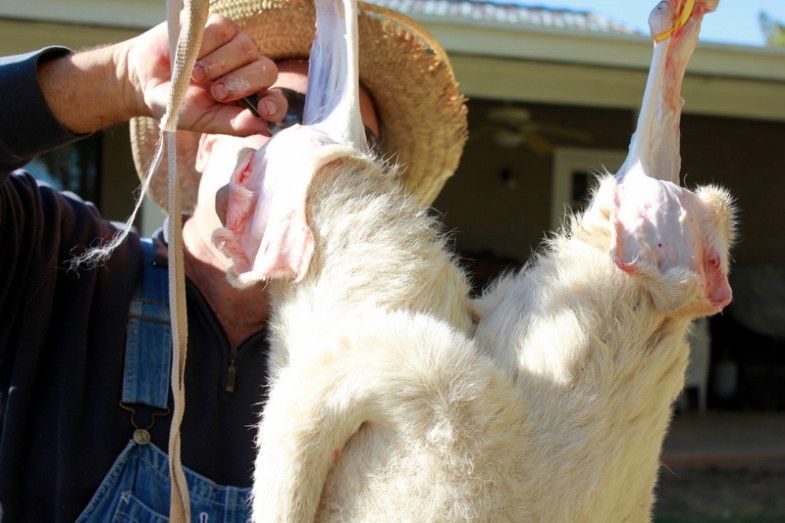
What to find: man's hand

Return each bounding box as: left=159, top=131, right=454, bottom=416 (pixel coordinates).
left=124, top=13, right=287, bottom=136
left=39, top=13, right=287, bottom=136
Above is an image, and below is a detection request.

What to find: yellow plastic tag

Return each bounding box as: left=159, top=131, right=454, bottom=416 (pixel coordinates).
left=653, top=0, right=696, bottom=42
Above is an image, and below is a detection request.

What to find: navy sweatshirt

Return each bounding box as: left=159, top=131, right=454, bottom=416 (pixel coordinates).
left=0, top=48, right=270, bottom=522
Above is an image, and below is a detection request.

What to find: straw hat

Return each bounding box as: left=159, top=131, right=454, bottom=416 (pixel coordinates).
left=129, top=0, right=468, bottom=212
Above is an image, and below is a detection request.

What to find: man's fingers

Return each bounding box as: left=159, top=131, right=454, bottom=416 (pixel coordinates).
left=164, top=12, right=292, bottom=136
left=192, top=33, right=260, bottom=83
left=192, top=103, right=273, bottom=136
left=192, top=17, right=275, bottom=88
left=208, top=59, right=280, bottom=103
left=195, top=13, right=242, bottom=64
left=215, top=90, right=288, bottom=133
left=244, top=90, right=289, bottom=123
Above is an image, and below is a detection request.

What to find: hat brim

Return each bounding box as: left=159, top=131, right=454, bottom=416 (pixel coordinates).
left=130, top=0, right=468, bottom=213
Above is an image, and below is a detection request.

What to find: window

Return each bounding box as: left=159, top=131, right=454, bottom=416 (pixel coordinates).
left=551, top=147, right=626, bottom=229
left=23, top=133, right=102, bottom=205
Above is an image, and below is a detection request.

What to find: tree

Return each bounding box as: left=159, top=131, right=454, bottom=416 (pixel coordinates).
left=759, top=11, right=785, bottom=47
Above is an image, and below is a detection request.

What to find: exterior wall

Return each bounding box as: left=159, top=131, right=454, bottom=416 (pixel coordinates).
left=434, top=98, right=785, bottom=270
left=0, top=19, right=141, bottom=54
left=434, top=99, right=633, bottom=264
left=680, top=114, right=785, bottom=264
left=1, top=18, right=157, bottom=228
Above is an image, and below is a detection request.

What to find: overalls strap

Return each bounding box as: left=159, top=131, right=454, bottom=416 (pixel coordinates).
left=77, top=238, right=253, bottom=522
left=121, top=238, right=172, bottom=409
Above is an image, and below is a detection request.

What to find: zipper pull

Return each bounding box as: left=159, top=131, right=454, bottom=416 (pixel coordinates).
left=225, top=359, right=237, bottom=393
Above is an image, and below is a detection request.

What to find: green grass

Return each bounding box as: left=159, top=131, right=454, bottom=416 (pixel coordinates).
left=655, top=515, right=785, bottom=523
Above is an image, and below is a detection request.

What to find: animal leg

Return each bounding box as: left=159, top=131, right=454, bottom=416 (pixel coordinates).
left=612, top=0, right=729, bottom=315
left=213, top=0, right=368, bottom=286
left=472, top=2, right=733, bottom=519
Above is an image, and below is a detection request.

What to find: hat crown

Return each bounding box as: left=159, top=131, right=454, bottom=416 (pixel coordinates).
left=130, top=0, right=467, bottom=213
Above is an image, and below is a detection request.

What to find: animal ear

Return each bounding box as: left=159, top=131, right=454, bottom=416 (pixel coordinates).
left=697, top=186, right=736, bottom=313
left=700, top=249, right=732, bottom=313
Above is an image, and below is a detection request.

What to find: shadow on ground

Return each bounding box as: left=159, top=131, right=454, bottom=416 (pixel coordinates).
left=654, top=464, right=785, bottom=522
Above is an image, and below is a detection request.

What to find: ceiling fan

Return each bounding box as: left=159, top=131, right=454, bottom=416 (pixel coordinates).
left=481, top=105, right=592, bottom=155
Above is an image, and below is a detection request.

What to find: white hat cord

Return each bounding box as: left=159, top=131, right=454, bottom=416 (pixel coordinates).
left=159, top=0, right=208, bottom=520
left=128, top=0, right=209, bottom=519
left=64, top=0, right=206, bottom=518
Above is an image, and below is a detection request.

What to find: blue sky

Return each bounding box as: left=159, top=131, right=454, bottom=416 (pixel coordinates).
left=492, top=0, right=785, bottom=47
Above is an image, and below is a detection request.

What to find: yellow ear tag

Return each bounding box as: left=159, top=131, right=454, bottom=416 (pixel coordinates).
left=653, top=0, right=696, bottom=43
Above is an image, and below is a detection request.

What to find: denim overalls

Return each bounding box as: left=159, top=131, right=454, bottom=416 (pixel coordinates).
left=76, top=239, right=252, bottom=522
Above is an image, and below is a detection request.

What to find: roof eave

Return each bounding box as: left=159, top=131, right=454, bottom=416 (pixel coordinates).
left=421, top=18, right=785, bottom=83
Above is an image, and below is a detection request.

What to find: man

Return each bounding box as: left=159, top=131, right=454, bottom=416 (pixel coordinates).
left=0, top=0, right=466, bottom=520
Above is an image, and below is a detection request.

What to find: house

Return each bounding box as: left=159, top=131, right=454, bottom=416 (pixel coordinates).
left=2, top=0, right=784, bottom=411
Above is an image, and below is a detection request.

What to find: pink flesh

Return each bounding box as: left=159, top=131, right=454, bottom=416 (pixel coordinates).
left=213, top=0, right=366, bottom=285
left=611, top=0, right=730, bottom=313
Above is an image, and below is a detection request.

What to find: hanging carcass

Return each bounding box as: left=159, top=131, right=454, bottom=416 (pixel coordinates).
left=214, top=0, right=733, bottom=520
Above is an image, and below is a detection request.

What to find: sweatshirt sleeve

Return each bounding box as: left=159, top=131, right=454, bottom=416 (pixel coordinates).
left=0, top=47, right=90, bottom=176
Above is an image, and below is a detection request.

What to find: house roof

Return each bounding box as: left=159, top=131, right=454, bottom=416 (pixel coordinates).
left=368, top=0, right=639, bottom=36
left=2, top=0, right=783, bottom=121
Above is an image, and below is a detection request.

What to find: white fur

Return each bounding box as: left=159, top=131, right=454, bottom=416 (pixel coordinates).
left=250, top=156, right=735, bottom=522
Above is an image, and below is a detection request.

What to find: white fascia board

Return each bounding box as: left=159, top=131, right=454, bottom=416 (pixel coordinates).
left=0, top=0, right=164, bottom=30
left=0, top=19, right=142, bottom=55
left=424, top=21, right=785, bottom=84
left=3, top=0, right=784, bottom=83
left=438, top=19, right=785, bottom=122
left=451, top=55, right=785, bottom=122
left=420, top=15, right=653, bottom=67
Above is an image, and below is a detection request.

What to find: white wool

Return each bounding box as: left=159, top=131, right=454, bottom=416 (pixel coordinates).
left=250, top=152, right=736, bottom=522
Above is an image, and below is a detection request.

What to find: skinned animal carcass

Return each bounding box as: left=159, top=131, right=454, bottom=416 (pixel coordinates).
left=214, top=0, right=733, bottom=521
